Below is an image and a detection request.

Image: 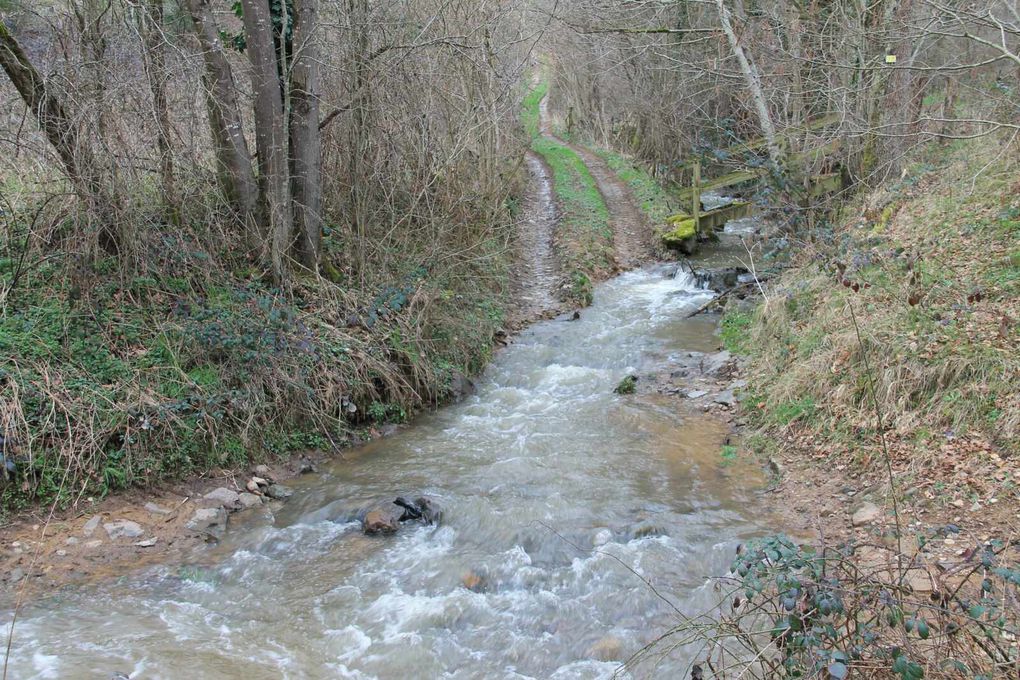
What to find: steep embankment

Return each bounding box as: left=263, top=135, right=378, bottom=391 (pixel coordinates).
left=731, top=140, right=1019, bottom=541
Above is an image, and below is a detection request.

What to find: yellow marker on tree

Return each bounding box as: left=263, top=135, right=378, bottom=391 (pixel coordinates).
left=885, top=54, right=897, bottom=64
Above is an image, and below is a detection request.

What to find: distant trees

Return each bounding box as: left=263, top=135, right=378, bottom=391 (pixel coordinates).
left=0, top=0, right=531, bottom=281
left=538, top=0, right=1018, bottom=217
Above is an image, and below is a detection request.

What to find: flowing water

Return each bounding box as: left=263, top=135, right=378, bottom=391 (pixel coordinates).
left=4, top=263, right=770, bottom=679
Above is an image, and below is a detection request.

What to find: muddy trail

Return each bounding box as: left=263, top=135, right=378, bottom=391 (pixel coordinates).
left=538, top=96, right=655, bottom=271
left=507, top=152, right=562, bottom=328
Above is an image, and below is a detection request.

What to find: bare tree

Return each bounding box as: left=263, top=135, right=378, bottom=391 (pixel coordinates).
left=184, top=0, right=259, bottom=217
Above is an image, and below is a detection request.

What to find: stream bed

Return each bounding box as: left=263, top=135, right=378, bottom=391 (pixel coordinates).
left=4, top=260, right=769, bottom=679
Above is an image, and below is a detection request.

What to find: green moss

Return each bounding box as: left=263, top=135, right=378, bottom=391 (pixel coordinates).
left=614, top=375, right=638, bottom=394
left=661, top=218, right=696, bottom=246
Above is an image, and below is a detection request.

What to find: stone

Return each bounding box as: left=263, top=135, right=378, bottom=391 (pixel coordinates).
left=394, top=496, right=442, bottom=525
left=65, top=537, right=79, bottom=546
left=252, top=464, right=273, bottom=480
left=245, top=479, right=263, bottom=495
left=55, top=549, right=67, bottom=557
left=104, top=520, right=144, bottom=540
left=204, top=487, right=241, bottom=510
left=767, top=457, right=784, bottom=478
left=727, top=379, right=748, bottom=391
left=82, top=514, right=103, bottom=537
left=266, top=484, right=294, bottom=500
left=297, top=457, right=317, bottom=474
left=362, top=504, right=403, bottom=535
left=144, top=502, right=172, bottom=516
left=85, top=540, right=103, bottom=549
left=462, top=570, right=486, bottom=592
left=237, top=492, right=263, bottom=509
left=134, top=537, right=158, bottom=548
left=686, top=389, right=708, bottom=399
left=852, top=502, right=881, bottom=527
left=906, top=569, right=934, bottom=593
left=713, top=390, right=737, bottom=407
left=587, top=635, right=623, bottom=661
left=702, top=350, right=733, bottom=377
left=448, top=371, right=476, bottom=400
left=186, top=507, right=228, bottom=538
left=10, top=568, right=24, bottom=584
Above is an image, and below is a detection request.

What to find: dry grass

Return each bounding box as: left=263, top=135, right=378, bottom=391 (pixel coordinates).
left=741, top=136, right=1019, bottom=471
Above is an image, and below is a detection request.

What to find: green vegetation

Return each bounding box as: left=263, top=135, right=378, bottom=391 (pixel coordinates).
left=0, top=234, right=509, bottom=513
left=727, top=139, right=1019, bottom=458
left=521, top=81, right=547, bottom=139
left=613, top=374, right=638, bottom=395
left=719, top=309, right=753, bottom=354
left=522, top=83, right=613, bottom=306
left=594, top=148, right=681, bottom=226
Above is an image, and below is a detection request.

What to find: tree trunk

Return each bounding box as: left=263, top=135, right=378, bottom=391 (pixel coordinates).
left=714, top=0, right=784, bottom=171
left=241, top=0, right=293, bottom=281
left=139, top=0, right=177, bottom=220
left=289, top=0, right=322, bottom=270
left=184, top=0, right=258, bottom=216
left=0, top=18, right=117, bottom=247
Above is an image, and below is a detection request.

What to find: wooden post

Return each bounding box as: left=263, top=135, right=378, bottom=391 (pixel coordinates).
left=692, top=160, right=701, bottom=236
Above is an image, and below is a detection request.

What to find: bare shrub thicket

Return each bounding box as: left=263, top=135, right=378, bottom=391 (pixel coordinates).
left=536, top=0, right=1018, bottom=211
left=0, top=0, right=542, bottom=506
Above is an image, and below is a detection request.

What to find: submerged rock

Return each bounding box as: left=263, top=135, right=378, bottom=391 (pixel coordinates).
left=462, top=569, right=486, bottom=592
left=362, top=504, right=403, bottom=535
left=266, top=484, right=294, bottom=500
left=587, top=635, right=623, bottom=661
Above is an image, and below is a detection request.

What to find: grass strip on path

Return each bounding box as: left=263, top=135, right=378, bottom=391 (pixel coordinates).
left=522, top=84, right=613, bottom=305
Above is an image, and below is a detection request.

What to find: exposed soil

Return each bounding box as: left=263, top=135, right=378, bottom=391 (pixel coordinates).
left=537, top=96, right=654, bottom=272
left=566, top=142, right=655, bottom=270
left=0, top=454, right=324, bottom=605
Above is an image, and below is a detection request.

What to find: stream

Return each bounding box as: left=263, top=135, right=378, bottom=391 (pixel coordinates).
left=3, top=257, right=769, bottom=679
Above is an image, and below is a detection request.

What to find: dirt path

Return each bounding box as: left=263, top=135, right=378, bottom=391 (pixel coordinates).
left=507, top=152, right=563, bottom=328
left=539, top=96, right=654, bottom=271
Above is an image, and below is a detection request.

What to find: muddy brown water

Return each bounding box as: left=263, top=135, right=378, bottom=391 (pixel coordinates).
left=2, top=253, right=771, bottom=679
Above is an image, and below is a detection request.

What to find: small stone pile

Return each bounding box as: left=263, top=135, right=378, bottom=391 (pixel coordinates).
left=188, top=465, right=295, bottom=539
